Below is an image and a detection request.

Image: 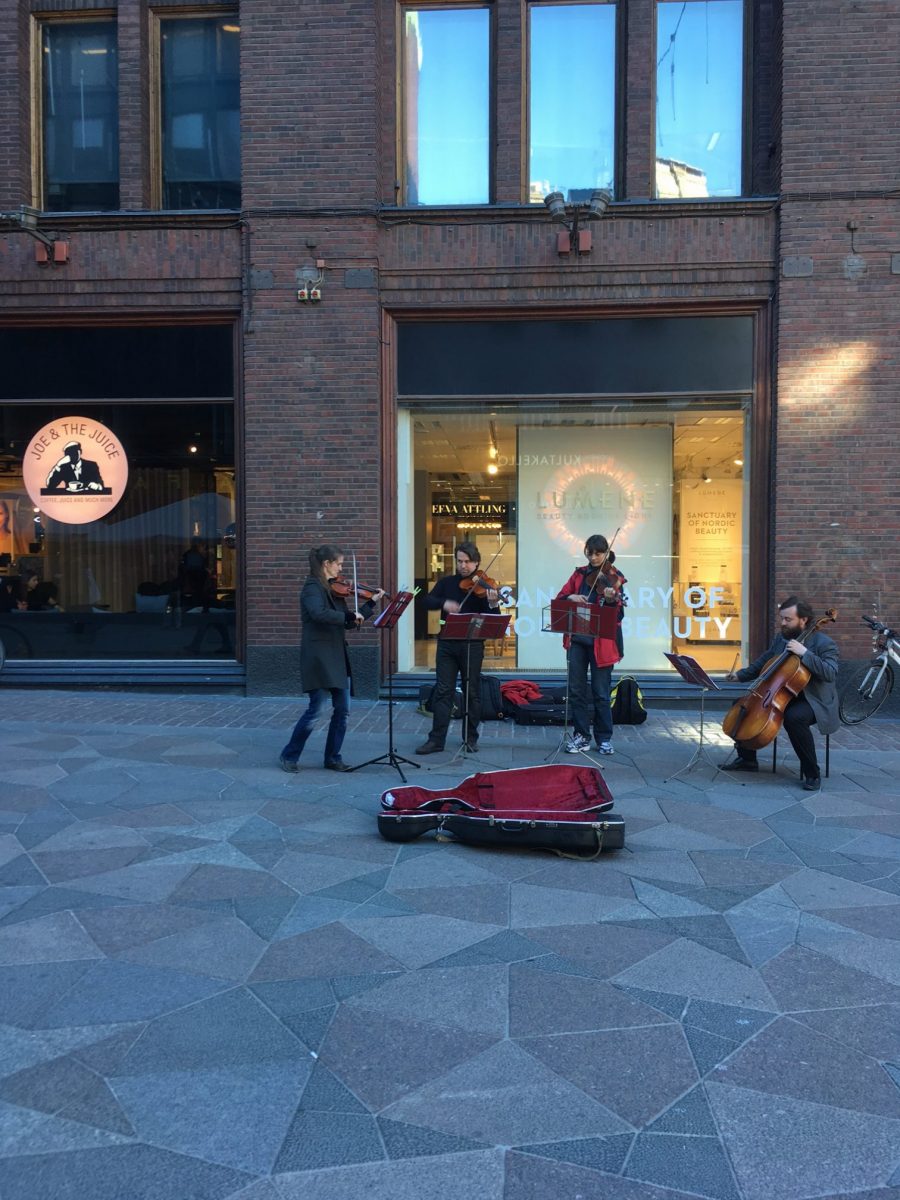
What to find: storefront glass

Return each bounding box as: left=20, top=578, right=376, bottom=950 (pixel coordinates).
left=401, top=401, right=749, bottom=675
left=0, top=402, right=237, bottom=661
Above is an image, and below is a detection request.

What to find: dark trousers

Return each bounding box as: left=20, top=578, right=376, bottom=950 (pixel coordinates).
left=281, top=684, right=351, bottom=766
left=567, top=639, right=614, bottom=744
left=430, top=638, right=484, bottom=747
left=736, top=693, right=820, bottom=779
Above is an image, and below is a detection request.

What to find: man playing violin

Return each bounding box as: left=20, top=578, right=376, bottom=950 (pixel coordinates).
left=722, top=597, right=839, bottom=791
left=555, top=533, right=627, bottom=756
left=416, top=541, right=500, bottom=755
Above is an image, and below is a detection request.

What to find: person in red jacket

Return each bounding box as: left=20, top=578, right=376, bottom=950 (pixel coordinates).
left=555, top=533, right=626, bottom=755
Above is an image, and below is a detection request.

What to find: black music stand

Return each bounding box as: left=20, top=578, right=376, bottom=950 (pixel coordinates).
left=663, top=651, right=723, bottom=781
left=349, top=591, right=420, bottom=783
left=543, top=598, right=619, bottom=766
left=439, top=611, right=510, bottom=765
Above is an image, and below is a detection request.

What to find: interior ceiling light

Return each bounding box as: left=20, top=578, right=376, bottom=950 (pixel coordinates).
left=733, top=458, right=744, bottom=466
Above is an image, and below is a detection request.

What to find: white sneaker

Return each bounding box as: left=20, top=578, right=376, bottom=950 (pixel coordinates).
left=597, top=741, right=614, bottom=755
left=565, top=733, right=590, bottom=754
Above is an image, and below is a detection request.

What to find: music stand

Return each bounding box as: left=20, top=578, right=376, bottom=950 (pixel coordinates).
left=543, top=598, right=619, bottom=766
left=439, top=611, right=510, bottom=765
left=349, top=591, right=420, bottom=783
left=663, top=651, right=723, bottom=781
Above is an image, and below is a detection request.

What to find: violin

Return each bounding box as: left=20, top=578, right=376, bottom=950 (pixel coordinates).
left=459, top=571, right=514, bottom=606
left=722, top=608, right=837, bottom=751
left=330, top=577, right=383, bottom=602
left=583, top=550, right=626, bottom=601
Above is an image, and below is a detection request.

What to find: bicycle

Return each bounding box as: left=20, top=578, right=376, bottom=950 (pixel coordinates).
left=839, top=614, right=899, bottom=724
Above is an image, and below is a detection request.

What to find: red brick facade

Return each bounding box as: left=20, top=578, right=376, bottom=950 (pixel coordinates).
left=0, top=0, right=896, bottom=692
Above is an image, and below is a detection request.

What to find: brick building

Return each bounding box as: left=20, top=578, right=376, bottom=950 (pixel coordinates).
left=0, top=0, right=896, bottom=695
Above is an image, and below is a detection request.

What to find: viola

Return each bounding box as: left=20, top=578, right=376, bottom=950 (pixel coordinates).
left=329, top=576, right=383, bottom=602
left=721, top=608, right=837, bottom=751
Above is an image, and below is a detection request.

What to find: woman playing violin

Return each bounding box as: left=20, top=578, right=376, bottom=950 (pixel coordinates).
left=416, top=541, right=500, bottom=756
left=279, top=544, right=385, bottom=774
left=722, top=596, right=838, bottom=791
left=555, top=533, right=627, bottom=756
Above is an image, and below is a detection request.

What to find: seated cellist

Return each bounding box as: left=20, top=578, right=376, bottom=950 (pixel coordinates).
left=722, top=597, right=839, bottom=791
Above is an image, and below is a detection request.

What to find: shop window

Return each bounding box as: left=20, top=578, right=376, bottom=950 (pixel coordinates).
left=38, top=19, right=119, bottom=212
left=156, top=14, right=240, bottom=210
left=655, top=0, right=744, bottom=198
left=528, top=3, right=616, bottom=203
left=400, top=6, right=490, bottom=205
left=402, top=404, right=749, bottom=676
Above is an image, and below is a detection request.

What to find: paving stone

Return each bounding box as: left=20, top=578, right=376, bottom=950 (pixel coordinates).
left=520, top=1023, right=697, bottom=1127
left=382, top=1040, right=631, bottom=1143
left=683, top=998, right=775, bottom=1042
left=0, top=1099, right=131, bottom=1156
left=625, top=1132, right=741, bottom=1199
left=683, top=1026, right=740, bottom=1075
left=707, top=1082, right=900, bottom=1200
left=0, top=961, right=94, bottom=1028
left=117, top=915, right=266, bottom=980
left=503, top=1150, right=712, bottom=1199
left=0, top=910, right=104, bottom=964
left=273, top=1109, right=385, bottom=1172
left=613, top=939, right=777, bottom=1010
left=250, top=922, right=404, bottom=981
left=645, top=1085, right=719, bottom=1135
left=524, top=921, right=678, bottom=978
left=377, top=1118, right=488, bottom=1160
left=345, top=962, right=508, bottom=1036
left=812, top=903, right=900, bottom=940
left=274, top=1149, right=506, bottom=1200
left=760, top=945, right=900, bottom=1010
left=509, top=962, right=671, bottom=1037
left=791, top=1003, right=900, bottom=1062
left=513, top=1134, right=634, bottom=1173
left=341, top=912, right=501, bottom=969
left=76, top=902, right=219, bottom=955
left=797, top=912, right=900, bottom=986
left=425, top=928, right=545, bottom=968
left=0, top=1142, right=253, bottom=1200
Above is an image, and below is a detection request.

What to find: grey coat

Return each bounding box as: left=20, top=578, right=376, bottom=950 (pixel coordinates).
left=299, top=576, right=374, bottom=693
left=737, top=628, right=840, bottom=734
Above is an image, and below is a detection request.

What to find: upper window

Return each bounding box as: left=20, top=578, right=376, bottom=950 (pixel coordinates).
left=655, top=0, right=744, bottom=198
left=401, top=7, right=490, bottom=205
left=157, top=15, right=240, bottom=210
left=39, top=20, right=119, bottom=212
left=529, top=3, right=616, bottom=203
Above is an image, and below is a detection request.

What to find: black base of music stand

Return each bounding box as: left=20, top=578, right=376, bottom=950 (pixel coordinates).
left=348, top=595, right=420, bottom=784
left=663, top=652, right=725, bottom=782
left=438, top=611, right=509, bottom=771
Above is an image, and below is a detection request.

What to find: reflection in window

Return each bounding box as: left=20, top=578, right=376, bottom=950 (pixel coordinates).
left=529, top=4, right=616, bottom=203
left=402, top=8, right=490, bottom=205
left=655, top=0, right=743, bottom=198
left=160, top=17, right=240, bottom=210
left=41, top=21, right=119, bottom=212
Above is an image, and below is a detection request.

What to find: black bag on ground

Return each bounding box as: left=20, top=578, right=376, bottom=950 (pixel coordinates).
left=512, top=699, right=569, bottom=726
left=417, top=683, right=462, bottom=718
left=611, top=675, right=648, bottom=725
left=479, top=674, right=506, bottom=720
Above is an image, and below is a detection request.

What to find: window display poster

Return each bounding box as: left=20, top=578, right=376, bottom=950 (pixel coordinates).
left=515, top=426, right=673, bottom=670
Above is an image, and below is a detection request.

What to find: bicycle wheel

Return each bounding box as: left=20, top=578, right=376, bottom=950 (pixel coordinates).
left=840, top=660, right=894, bottom=724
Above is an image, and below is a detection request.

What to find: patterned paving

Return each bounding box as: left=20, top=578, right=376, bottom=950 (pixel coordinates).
left=1, top=691, right=899, bottom=1199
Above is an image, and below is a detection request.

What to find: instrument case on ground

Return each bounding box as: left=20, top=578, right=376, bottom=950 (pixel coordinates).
left=378, top=763, right=625, bottom=857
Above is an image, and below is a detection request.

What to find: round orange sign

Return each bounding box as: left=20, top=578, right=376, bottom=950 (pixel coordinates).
left=23, top=417, right=128, bottom=525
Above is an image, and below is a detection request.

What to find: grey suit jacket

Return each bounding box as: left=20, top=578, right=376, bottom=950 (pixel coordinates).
left=737, top=628, right=840, bottom=734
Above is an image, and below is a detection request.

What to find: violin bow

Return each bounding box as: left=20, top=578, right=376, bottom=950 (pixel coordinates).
left=352, top=552, right=360, bottom=622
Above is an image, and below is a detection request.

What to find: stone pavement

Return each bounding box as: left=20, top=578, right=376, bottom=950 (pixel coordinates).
left=1, top=690, right=899, bottom=1200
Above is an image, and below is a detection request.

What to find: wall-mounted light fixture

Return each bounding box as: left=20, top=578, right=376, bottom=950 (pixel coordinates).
left=543, top=188, right=613, bottom=256
left=0, top=205, right=69, bottom=266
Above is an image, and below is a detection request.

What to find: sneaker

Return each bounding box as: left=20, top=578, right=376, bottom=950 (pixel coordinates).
left=279, top=756, right=299, bottom=773
left=597, top=741, right=614, bottom=755
left=565, top=733, right=591, bottom=754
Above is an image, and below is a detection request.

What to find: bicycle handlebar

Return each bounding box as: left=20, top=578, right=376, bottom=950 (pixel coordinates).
left=862, top=614, right=894, bottom=638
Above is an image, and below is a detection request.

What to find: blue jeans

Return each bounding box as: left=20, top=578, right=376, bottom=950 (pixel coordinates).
left=567, top=639, right=613, bottom=744
left=281, top=684, right=350, bottom=766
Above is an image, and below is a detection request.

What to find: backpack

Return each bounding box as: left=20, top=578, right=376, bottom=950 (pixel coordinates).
left=610, top=675, right=648, bottom=725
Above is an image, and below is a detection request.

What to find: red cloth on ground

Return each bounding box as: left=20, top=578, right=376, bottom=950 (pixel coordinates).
left=499, top=680, right=544, bottom=707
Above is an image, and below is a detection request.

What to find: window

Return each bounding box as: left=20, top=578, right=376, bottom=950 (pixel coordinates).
left=401, top=7, right=490, bottom=205
left=39, top=20, right=119, bottom=212
left=529, top=3, right=616, bottom=203
left=655, top=0, right=744, bottom=198
left=157, top=15, right=240, bottom=210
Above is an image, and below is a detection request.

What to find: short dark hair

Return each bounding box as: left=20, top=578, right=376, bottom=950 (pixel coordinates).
left=584, top=534, right=609, bottom=556
left=779, top=596, right=814, bottom=622
left=456, top=541, right=480, bottom=564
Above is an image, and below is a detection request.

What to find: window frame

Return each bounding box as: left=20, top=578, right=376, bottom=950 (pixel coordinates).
left=651, top=0, right=753, bottom=201
left=522, top=0, right=622, bottom=205
left=149, top=6, right=241, bottom=212
left=31, top=10, right=119, bottom=213
left=395, top=1, right=496, bottom=207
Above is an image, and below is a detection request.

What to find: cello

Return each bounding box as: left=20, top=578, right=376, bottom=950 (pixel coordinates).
left=721, top=608, right=837, bottom=751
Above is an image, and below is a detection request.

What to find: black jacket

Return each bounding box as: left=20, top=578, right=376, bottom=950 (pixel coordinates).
left=299, top=576, right=374, bottom=692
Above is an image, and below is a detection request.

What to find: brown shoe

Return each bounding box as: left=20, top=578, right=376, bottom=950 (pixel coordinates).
left=415, top=740, right=444, bottom=755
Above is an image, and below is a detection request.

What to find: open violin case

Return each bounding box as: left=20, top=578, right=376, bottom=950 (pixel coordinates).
left=378, top=764, right=625, bottom=857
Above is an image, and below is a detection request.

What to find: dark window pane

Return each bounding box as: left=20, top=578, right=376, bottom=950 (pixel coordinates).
left=656, top=0, right=743, bottom=198
left=529, top=4, right=616, bottom=203
left=42, top=21, right=119, bottom=212
left=402, top=8, right=490, bottom=205
left=160, top=17, right=241, bottom=210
